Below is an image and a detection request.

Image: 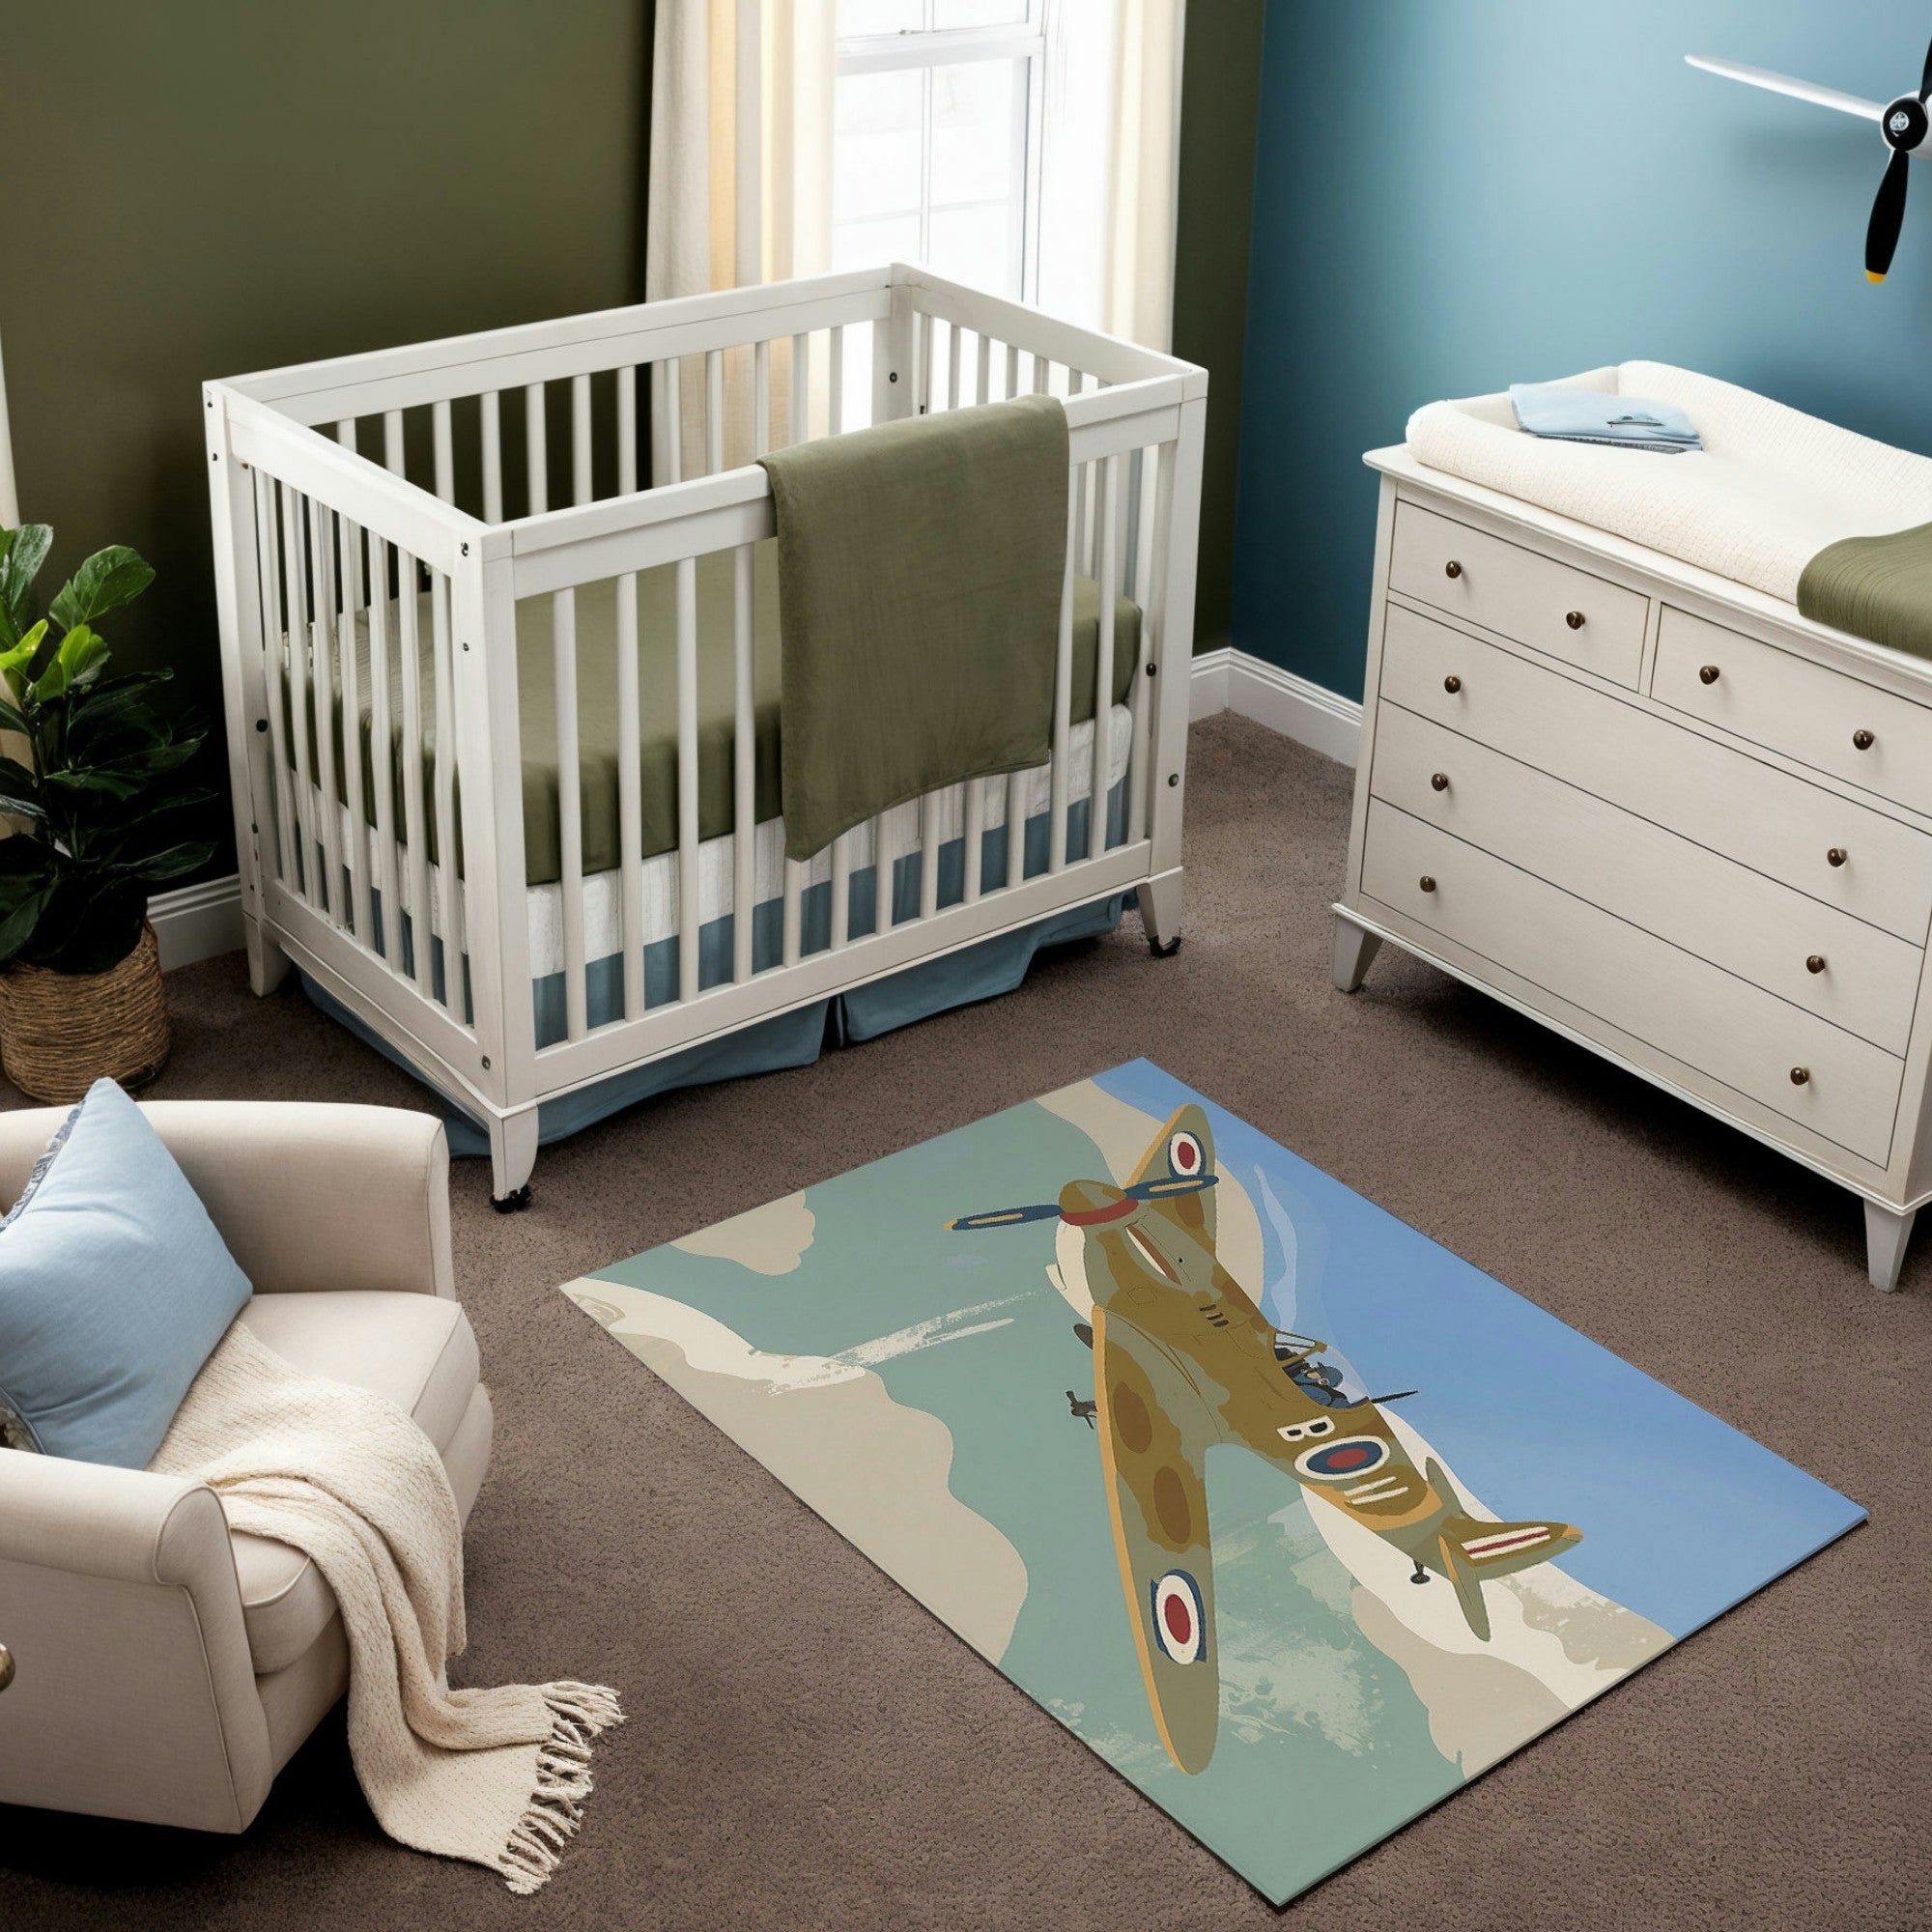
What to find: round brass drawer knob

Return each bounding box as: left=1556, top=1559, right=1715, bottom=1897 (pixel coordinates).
left=1806, top=954, right=1827, bottom=975
left=1828, top=847, right=1848, bottom=867
left=1698, top=664, right=1720, bottom=685
left=1790, top=1065, right=1810, bottom=1087
left=0, top=1642, right=13, bottom=1693
left=1430, top=772, right=1450, bottom=792
left=1565, top=610, right=1586, bottom=631
left=1418, top=874, right=1437, bottom=894
left=1853, top=728, right=1875, bottom=751
left=1443, top=560, right=1463, bottom=580
left=1443, top=673, right=1463, bottom=694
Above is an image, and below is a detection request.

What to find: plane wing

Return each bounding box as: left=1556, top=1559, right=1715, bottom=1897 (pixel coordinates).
left=1092, top=1302, right=1223, bottom=1774
left=1128, top=1102, right=1219, bottom=1248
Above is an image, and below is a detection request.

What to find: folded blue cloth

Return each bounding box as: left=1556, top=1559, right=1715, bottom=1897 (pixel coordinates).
left=1510, top=383, right=1702, bottom=455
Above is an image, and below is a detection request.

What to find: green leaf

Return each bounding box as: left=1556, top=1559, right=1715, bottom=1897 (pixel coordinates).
left=0, top=884, right=53, bottom=963
left=0, top=618, right=47, bottom=684
left=0, top=792, right=47, bottom=822
left=129, top=839, right=213, bottom=883
left=0, top=696, right=31, bottom=736
left=54, top=622, right=110, bottom=687
left=47, top=547, right=154, bottom=632
left=0, top=525, right=52, bottom=633
left=43, top=767, right=145, bottom=800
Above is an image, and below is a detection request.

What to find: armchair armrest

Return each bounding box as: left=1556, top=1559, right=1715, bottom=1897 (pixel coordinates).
left=0, top=1100, right=452, bottom=1298
left=0, top=1451, right=273, bottom=1832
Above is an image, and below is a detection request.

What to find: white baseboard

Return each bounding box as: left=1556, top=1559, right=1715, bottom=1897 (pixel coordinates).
left=1190, top=647, right=1361, bottom=767
left=149, top=655, right=1356, bottom=975
left=150, top=875, right=245, bottom=971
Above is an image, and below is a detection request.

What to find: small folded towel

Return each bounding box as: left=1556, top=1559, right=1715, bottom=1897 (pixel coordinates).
left=1510, top=383, right=1702, bottom=455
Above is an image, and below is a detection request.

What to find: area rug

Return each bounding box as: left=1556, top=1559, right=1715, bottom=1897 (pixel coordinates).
left=561, top=1061, right=1864, bottom=1905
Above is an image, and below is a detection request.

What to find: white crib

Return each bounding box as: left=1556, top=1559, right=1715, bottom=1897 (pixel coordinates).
left=204, top=264, right=1206, bottom=1203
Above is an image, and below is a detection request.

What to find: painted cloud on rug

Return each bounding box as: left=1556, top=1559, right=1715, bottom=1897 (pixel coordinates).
left=566, top=1062, right=1863, bottom=1906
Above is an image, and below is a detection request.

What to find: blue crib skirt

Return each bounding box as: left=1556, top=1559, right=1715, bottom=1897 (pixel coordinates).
left=301, top=784, right=1130, bottom=1157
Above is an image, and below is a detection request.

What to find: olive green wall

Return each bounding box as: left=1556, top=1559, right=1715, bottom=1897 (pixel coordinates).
left=1172, top=0, right=1264, bottom=654
left=5, top=2, right=1255, bottom=890
left=4, top=0, right=652, bottom=876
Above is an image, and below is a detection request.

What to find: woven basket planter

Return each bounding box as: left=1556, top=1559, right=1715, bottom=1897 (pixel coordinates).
left=0, top=923, right=170, bottom=1104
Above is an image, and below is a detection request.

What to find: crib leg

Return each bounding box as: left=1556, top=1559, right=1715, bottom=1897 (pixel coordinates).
left=244, top=915, right=293, bottom=998
left=1141, top=869, right=1183, bottom=958
left=490, top=1107, right=540, bottom=1211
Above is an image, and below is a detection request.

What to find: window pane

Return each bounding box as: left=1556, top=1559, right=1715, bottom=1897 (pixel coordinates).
left=932, top=0, right=1029, bottom=25
left=832, top=211, right=922, bottom=273
left=929, top=203, right=1020, bottom=299
left=833, top=70, right=923, bottom=225
left=930, top=58, right=1019, bottom=211
left=838, top=0, right=923, bottom=34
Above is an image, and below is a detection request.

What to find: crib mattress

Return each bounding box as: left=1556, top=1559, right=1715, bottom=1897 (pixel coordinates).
left=313, top=543, right=1141, bottom=886
left=1404, top=362, right=1932, bottom=604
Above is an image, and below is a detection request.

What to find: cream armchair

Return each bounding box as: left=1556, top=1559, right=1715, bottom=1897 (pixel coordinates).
left=0, top=1102, right=493, bottom=1833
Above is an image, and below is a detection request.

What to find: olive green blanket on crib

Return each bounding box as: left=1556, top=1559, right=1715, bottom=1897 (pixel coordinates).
left=311, top=544, right=1139, bottom=888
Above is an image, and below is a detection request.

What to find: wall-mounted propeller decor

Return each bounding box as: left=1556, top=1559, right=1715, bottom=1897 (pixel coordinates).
left=1689, top=40, right=1932, bottom=282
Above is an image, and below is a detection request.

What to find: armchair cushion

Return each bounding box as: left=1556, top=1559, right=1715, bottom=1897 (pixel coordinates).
left=225, top=1290, right=484, bottom=1673
left=0, top=1079, right=251, bottom=1467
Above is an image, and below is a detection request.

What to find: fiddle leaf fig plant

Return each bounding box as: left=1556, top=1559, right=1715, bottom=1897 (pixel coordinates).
left=0, top=525, right=215, bottom=975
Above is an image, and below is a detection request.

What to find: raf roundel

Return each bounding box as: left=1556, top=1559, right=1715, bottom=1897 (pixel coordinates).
left=1166, top=1130, right=1205, bottom=1179
left=1150, top=1569, right=1208, bottom=1664
left=1293, top=1435, right=1391, bottom=1483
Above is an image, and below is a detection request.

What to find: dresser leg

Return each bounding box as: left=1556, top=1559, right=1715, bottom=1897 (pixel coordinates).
left=1863, top=1200, right=1917, bottom=1293
left=1332, top=915, right=1382, bottom=994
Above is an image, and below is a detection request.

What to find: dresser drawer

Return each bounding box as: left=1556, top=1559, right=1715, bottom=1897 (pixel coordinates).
left=1378, top=602, right=1932, bottom=946
left=1358, top=801, right=1904, bottom=1164
left=1388, top=500, right=1647, bottom=687
left=1655, top=606, right=1932, bottom=817
left=1369, top=704, right=1924, bottom=1053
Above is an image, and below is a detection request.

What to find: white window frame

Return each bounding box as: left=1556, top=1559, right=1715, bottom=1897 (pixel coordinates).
left=834, top=3, right=1049, bottom=304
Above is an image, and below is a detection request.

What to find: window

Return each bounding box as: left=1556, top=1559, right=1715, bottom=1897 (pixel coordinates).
left=832, top=2, right=1046, bottom=304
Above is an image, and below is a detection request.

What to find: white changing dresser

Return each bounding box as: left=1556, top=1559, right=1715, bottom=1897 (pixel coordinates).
left=1334, top=445, right=1932, bottom=1291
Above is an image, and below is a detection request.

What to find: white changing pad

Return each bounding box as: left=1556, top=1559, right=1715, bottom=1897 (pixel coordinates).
left=1405, top=362, right=1932, bottom=604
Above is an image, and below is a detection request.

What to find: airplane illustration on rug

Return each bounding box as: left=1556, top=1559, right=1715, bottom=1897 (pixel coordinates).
left=948, top=1103, right=1582, bottom=1775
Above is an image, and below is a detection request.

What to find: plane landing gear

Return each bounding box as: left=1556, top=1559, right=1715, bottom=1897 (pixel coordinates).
left=1066, top=1391, right=1098, bottom=1429
left=1409, top=1561, right=1430, bottom=1586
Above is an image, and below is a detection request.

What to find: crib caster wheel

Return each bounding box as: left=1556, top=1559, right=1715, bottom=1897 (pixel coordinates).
left=492, top=1184, right=533, bottom=1214
left=1149, top=935, right=1183, bottom=959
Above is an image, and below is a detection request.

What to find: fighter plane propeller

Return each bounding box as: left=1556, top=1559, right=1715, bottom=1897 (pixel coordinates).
left=950, top=1104, right=1583, bottom=1776
left=1688, top=37, right=1932, bottom=282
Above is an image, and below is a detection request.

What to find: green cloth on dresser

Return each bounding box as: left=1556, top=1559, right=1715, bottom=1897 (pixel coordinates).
left=757, top=393, right=1076, bottom=862
left=1798, top=521, right=1932, bottom=662
left=320, top=540, right=1139, bottom=887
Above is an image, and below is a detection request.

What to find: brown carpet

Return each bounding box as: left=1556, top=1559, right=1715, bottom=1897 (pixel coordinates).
left=2, top=711, right=1926, bottom=1929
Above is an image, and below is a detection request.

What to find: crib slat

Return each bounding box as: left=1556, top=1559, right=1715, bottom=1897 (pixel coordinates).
left=1047, top=475, right=1078, bottom=873
left=1006, top=767, right=1029, bottom=888
left=704, top=350, right=724, bottom=475
left=963, top=777, right=985, bottom=903
left=254, top=470, right=298, bottom=888
left=1005, top=342, right=1019, bottom=403
left=395, top=547, right=432, bottom=997
left=975, top=332, right=991, bottom=407
left=920, top=788, right=944, bottom=920
left=1069, top=372, right=1092, bottom=576
left=432, top=401, right=455, bottom=504
left=675, top=557, right=700, bottom=999
left=830, top=831, right=851, bottom=952
left=1034, top=354, right=1051, bottom=397
left=617, top=367, right=639, bottom=495
left=525, top=384, right=548, bottom=515
left=383, top=412, right=405, bottom=478
left=614, top=563, right=644, bottom=1018
left=278, top=487, right=318, bottom=903
left=664, top=358, right=683, bottom=484
left=332, top=477, right=369, bottom=935
left=481, top=391, right=504, bottom=525
left=947, top=322, right=962, bottom=413
left=789, top=333, right=809, bottom=446
left=1128, top=445, right=1159, bottom=846
left=732, top=543, right=756, bottom=981
left=919, top=313, right=934, bottom=415
left=753, top=340, right=771, bottom=457
left=572, top=374, right=593, bottom=505
left=829, top=326, right=844, bottom=435
left=870, top=811, right=894, bottom=928
left=782, top=858, right=804, bottom=966
left=1091, top=454, right=1121, bottom=856
left=430, top=571, right=461, bottom=1008
left=366, top=535, right=402, bottom=972
left=304, top=497, right=344, bottom=924
left=553, top=586, right=586, bottom=1039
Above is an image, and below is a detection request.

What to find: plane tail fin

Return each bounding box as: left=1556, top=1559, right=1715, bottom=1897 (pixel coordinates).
left=1424, top=1458, right=1581, bottom=1643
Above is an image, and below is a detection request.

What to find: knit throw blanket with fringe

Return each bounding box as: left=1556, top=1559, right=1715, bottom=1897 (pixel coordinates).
left=153, top=1320, right=623, bottom=1894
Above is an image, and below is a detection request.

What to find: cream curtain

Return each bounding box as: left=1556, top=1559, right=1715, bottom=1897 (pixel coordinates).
left=0, top=330, right=19, bottom=527
left=1099, top=0, right=1185, bottom=353
left=645, top=0, right=837, bottom=477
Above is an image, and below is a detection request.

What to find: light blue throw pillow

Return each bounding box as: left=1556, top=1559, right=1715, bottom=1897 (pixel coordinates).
left=0, top=1078, right=252, bottom=1468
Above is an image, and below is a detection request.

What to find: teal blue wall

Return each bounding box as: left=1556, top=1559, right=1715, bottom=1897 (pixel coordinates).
left=1233, top=2, right=1932, bottom=702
